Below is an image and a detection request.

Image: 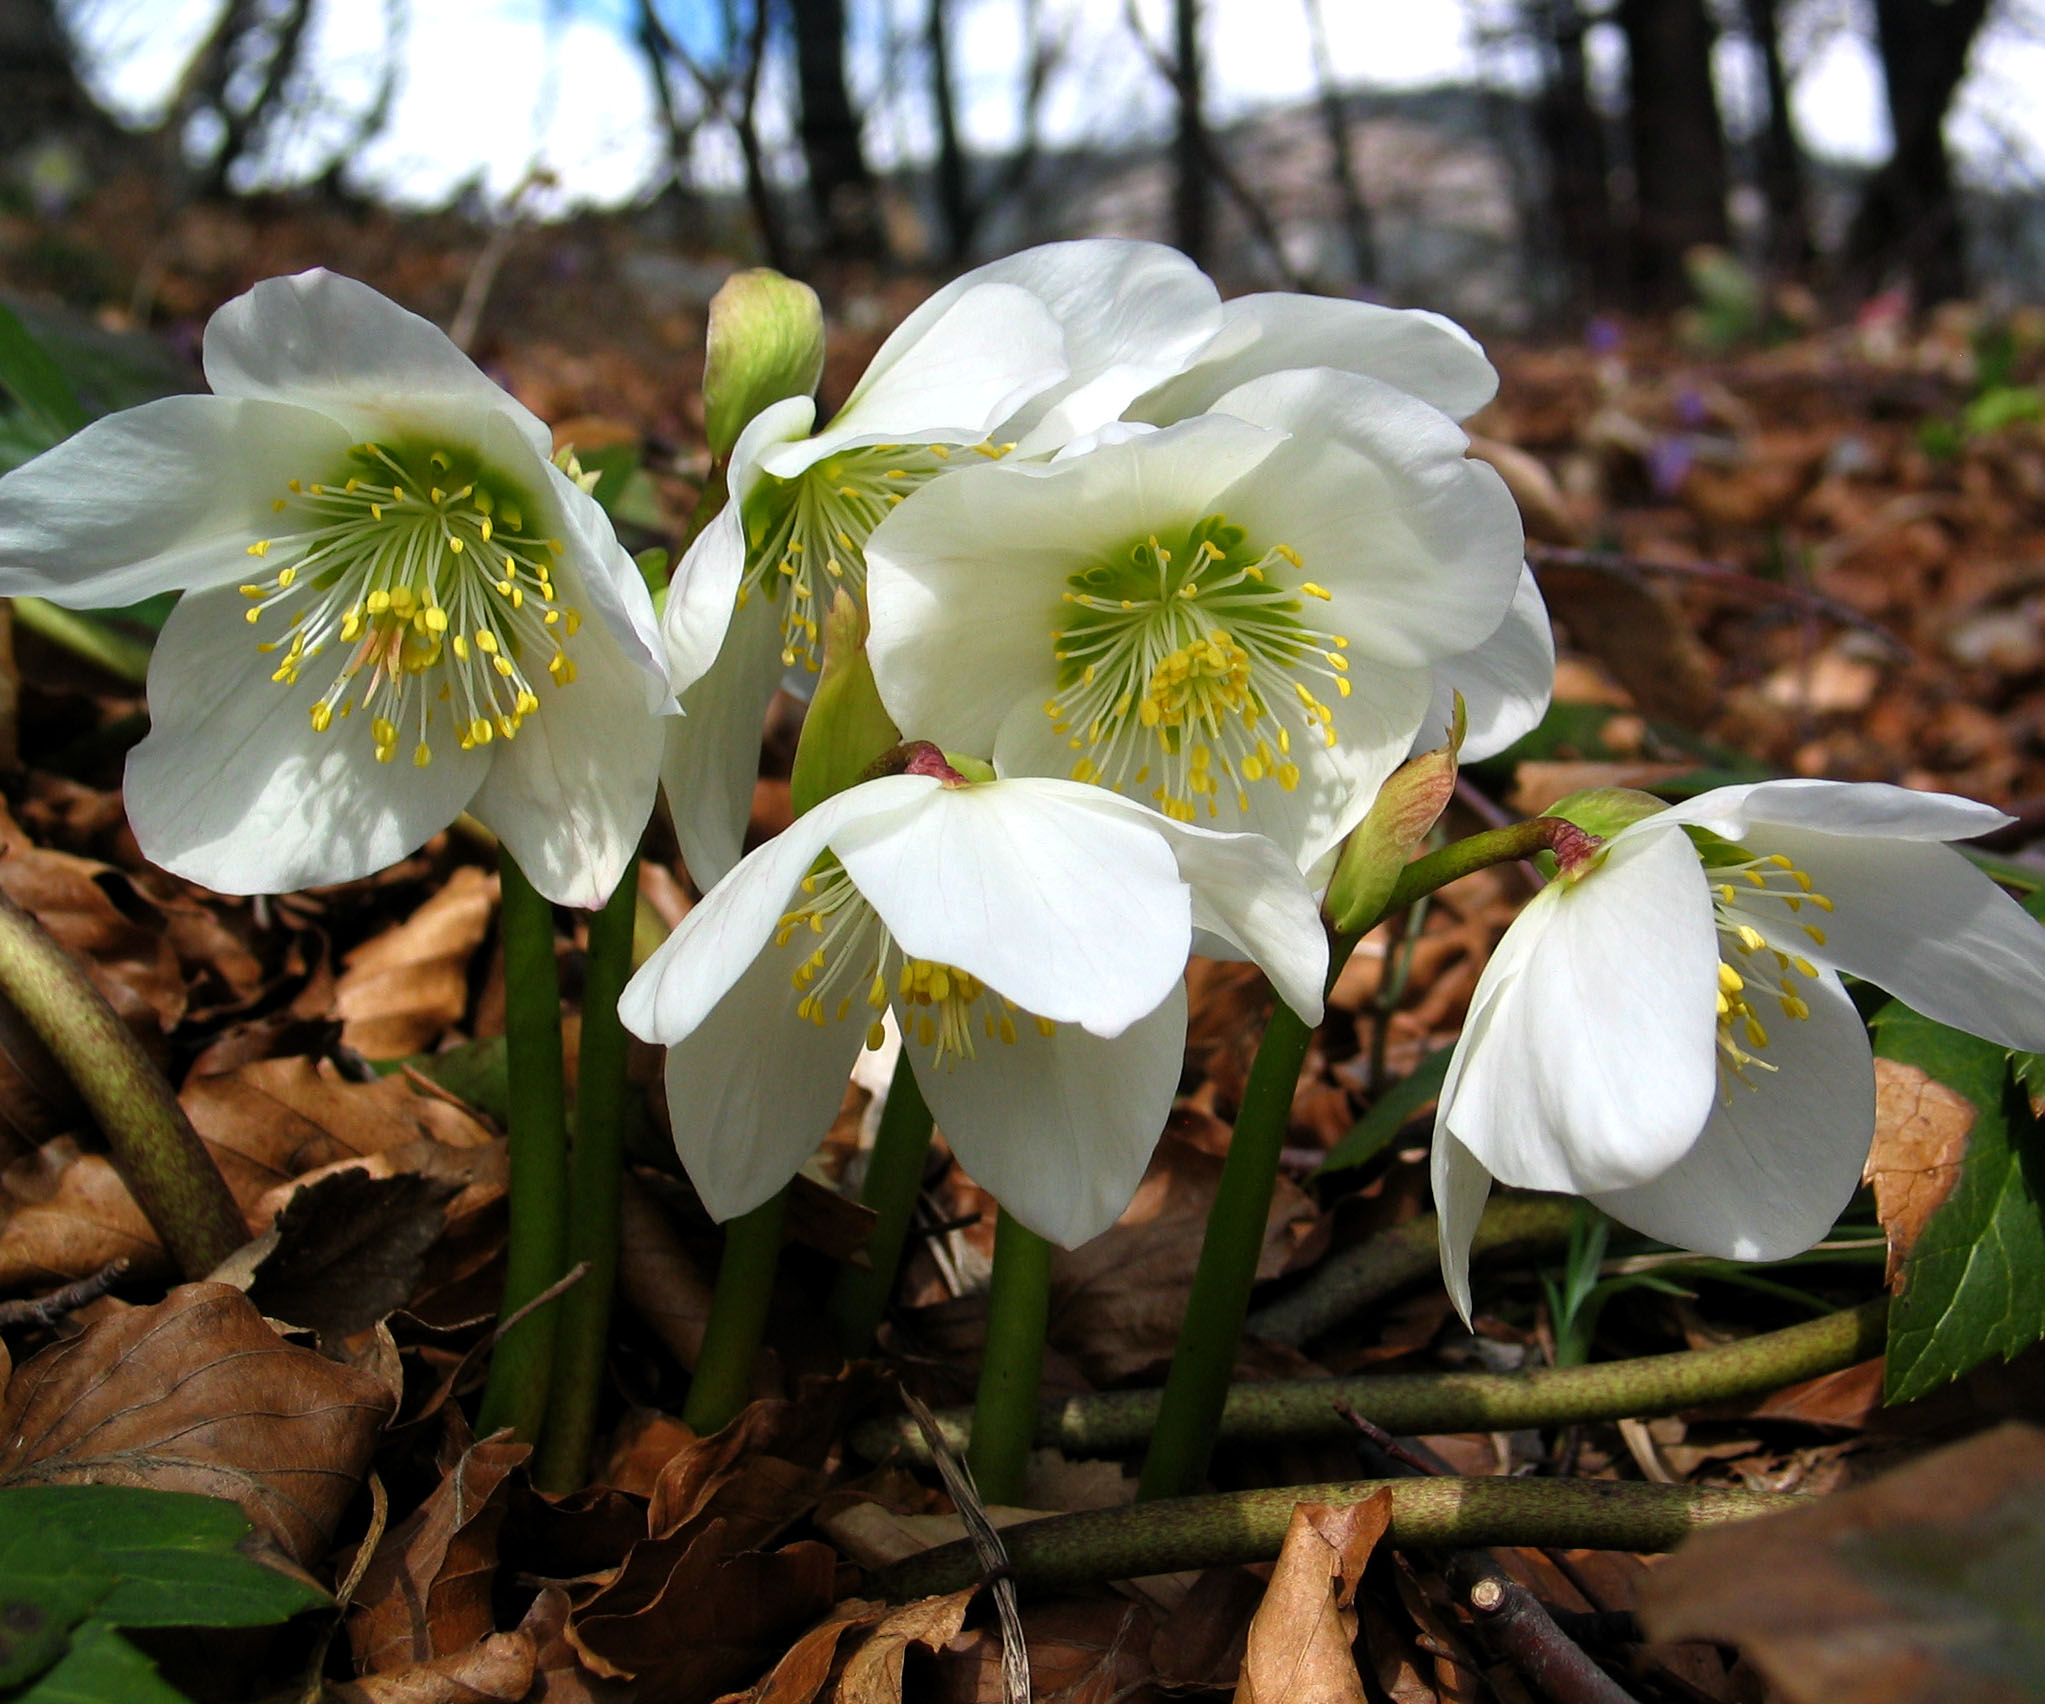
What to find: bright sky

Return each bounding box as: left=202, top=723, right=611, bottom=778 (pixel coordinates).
left=60, top=0, right=2045, bottom=213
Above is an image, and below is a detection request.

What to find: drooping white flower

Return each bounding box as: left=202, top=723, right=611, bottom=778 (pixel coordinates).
left=864, top=366, right=1528, bottom=875
left=660, top=239, right=1224, bottom=886
left=1433, top=779, right=2045, bottom=1317
left=618, top=756, right=1327, bottom=1247
left=0, top=270, right=669, bottom=906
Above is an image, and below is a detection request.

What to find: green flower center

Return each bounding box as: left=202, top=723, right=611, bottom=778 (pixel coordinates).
left=1706, top=849, right=1835, bottom=1086
left=743, top=441, right=987, bottom=672
left=239, top=440, right=580, bottom=768
left=1045, top=514, right=1352, bottom=821
left=775, top=861, right=1055, bottom=1067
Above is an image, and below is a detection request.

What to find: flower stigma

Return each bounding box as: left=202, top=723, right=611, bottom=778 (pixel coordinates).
left=1704, top=848, right=1834, bottom=1089
left=773, top=860, right=1057, bottom=1065
left=743, top=441, right=1001, bottom=672
left=1045, top=514, right=1351, bottom=821
left=239, top=440, right=580, bottom=767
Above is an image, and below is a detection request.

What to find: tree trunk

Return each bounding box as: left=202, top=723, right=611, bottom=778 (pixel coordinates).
left=927, top=0, right=973, bottom=262
left=1843, top=0, right=1992, bottom=305
left=1618, top=0, right=1729, bottom=307
left=1742, top=0, right=1810, bottom=276
left=1305, top=0, right=1374, bottom=287
left=0, top=0, right=124, bottom=167
left=1527, top=0, right=1623, bottom=311
left=1171, top=0, right=1209, bottom=267
left=789, top=0, right=885, bottom=261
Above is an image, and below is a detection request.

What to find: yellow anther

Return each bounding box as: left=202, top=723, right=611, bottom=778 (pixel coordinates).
left=414, top=742, right=432, bottom=767
left=1718, top=963, right=1744, bottom=994
left=309, top=702, right=333, bottom=733
left=1744, top=1015, right=1769, bottom=1049
left=247, top=540, right=271, bottom=557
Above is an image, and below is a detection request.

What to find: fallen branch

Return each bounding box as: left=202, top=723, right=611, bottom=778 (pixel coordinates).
left=872, top=1476, right=1784, bottom=1600
left=853, top=1300, right=1885, bottom=1464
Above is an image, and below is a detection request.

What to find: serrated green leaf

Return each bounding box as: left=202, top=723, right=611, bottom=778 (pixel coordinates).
left=0, top=299, right=89, bottom=439
left=0, top=1524, right=115, bottom=1688
left=14, top=1618, right=191, bottom=1704
left=0, top=1488, right=327, bottom=1630
left=1872, top=1002, right=2045, bottom=1402
left=1316, top=1046, right=1453, bottom=1177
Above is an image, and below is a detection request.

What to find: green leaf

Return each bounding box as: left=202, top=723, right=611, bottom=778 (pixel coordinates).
left=0, top=298, right=89, bottom=440
left=0, top=1524, right=115, bottom=1688
left=1872, top=1002, right=2045, bottom=1403
left=1316, top=1046, right=1453, bottom=1177
left=0, top=1488, right=327, bottom=1630
left=14, top=1618, right=191, bottom=1704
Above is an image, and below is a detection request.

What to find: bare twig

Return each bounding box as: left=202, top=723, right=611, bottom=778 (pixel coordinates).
left=1452, top=1555, right=1643, bottom=1704
left=0, top=1259, right=129, bottom=1330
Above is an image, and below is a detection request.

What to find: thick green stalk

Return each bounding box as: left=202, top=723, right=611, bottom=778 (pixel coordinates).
left=683, top=1188, right=788, bottom=1434
left=477, top=852, right=570, bottom=1443
left=12, top=598, right=153, bottom=686
left=0, top=886, right=243, bottom=1277
left=876, top=1476, right=1783, bottom=1600
left=966, top=1209, right=1053, bottom=1506
left=828, top=1054, right=935, bottom=1354
left=854, top=1299, right=1887, bottom=1463
left=534, top=858, right=639, bottom=1492
left=1138, top=997, right=1317, bottom=1500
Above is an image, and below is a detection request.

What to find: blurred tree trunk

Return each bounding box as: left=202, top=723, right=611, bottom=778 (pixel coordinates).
left=927, top=0, right=973, bottom=262
left=1843, top=0, right=1992, bottom=305
left=789, top=0, right=886, bottom=261
left=0, top=0, right=125, bottom=165
left=1527, top=0, right=1623, bottom=310
left=1743, top=0, right=1810, bottom=276
left=1172, top=0, right=1209, bottom=266
left=1618, top=0, right=1728, bottom=307
left=1304, top=0, right=1374, bottom=287
left=168, top=0, right=316, bottom=196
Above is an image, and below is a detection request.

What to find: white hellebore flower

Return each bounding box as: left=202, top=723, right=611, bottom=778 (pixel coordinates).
left=0, top=271, right=669, bottom=906
left=1433, top=779, right=2045, bottom=1318
left=660, top=239, right=1225, bottom=886
left=618, top=754, right=1327, bottom=1248
left=865, top=367, right=1528, bottom=875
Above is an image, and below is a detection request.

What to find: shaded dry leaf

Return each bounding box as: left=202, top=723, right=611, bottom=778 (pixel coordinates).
left=523, top=1584, right=634, bottom=1704
left=1509, top=761, right=1700, bottom=817
left=617, top=1170, right=714, bottom=1371
left=935, top=1598, right=1155, bottom=1704
left=1866, top=1057, right=1975, bottom=1286
left=1644, top=1422, right=2045, bottom=1704
left=0, top=829, right=187, bottom=1034
left=1233, top=1494, right=1390, bottom=1704
left=832, top=1589, right=976, bottom=1703
left=337, top=865, right=496, bottom=1060
left=0, top=1281, right=392, bottom=1565
left=1150, top=1567, right=1265, bottom=1690
left=326, top=1631, right=536, bottom=1703
left=0, top=1136, right=165, bottom=1289
left=711, top=1597, right=889, bottom=1704
left=347, top=1433, right=528, bottom=1673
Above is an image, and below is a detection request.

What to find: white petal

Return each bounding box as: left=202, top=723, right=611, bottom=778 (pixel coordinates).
left=659, top=934, right=867, bottom=1222
left=1591, top=970, right=1873, bottom=1259
left=865, top=415, right=1286, bottom=751
left=467, top=615, right=665, bottom=910
left=1441, top=825, right=1720, bottom=1193
left=660, top=500, right=748, bottom=698
left=202, top=270, right=554, bottom=458
left=1748, top=822, right=2045, bottom=1052
left=1431, top=1130, right=1495, bottom=1324
left=724, top=393, right=819, bottom=496
left=1212, top=368, right=1525, bottom=666
left=1045, top=785, right=1329, bottom=1021
left=619, top=772, right=939, bottom=1044
left=537, top=450, right=669, bottom=713
left=833, top=780, right=1190, bottom=1036
left=0, top=397, right=352, bottom=604
left=918, top=981, right=1188, bottom=1247
left=1414, top=565, right=1556, bottom=763
left=787, top=281, right=1065, bottom=461
left=125, top=585, right=489, bottom=892
left=1658, top=777, right=2011, bottom=844
left=660, top=589, right=789, bottom=891
left=1133, top=293, right=1498, bottom=425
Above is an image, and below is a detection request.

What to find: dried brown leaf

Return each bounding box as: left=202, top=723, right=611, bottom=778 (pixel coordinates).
left=829, top=1590, right=975, bottom=1704
left=711, top=1598, right=887, bottom=1704
left=522, top=1584, right=634, bottom=1704
left=0, top=1281, right=393, bottom=1565
left=617, top=1171, right=714, bottom=1370
left=1150, top=1567, right=1265, bottom=1690
left=0, top=1137, right=165, bottom=1288
left=326, top=1631, right=537, bottom=1703
left=1866, top=1057, right=1975, bottom=1286
left=337, top=865, right=496, bottom=1060
left=347, top=1433, right=528, bottom=1673
left=1644, top=1422, right=2045, bottom=1704
left=1232, top=1494, right=1390, bottom=1704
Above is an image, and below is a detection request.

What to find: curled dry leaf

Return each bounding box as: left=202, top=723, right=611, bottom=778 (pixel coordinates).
left=325, top=1630, right=537, bottom=1704
left=1865, top=1058, right=1975, bottom=1287
left=0, top=1281, right=394, bottom=1567
left=1644, top=1422, right=2045, bottom=1704
left=347, top=1433, right=529, bottom=1675
left=1232, top=1493, right=1392, bottom=1704
left=336, top=865, right=497, bottom=1060
left=0, top=1136, right=165, bottom=1289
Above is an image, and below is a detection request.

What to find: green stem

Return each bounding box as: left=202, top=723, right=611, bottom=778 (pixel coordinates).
left=828, top=1054, right=935, bottom=1355
left=1138, top=997, right=1317, bottom=1500
left=534, top=857, right=639, bottom=1492
left=11, top=598, right=153, bottom=687
left=683, top=1187, right=788, bottom=1434
left=477, top=852, right=570, bottom=1444
left=1378, top=817, right=1587, bottom=920
left=966, top=1209, right=1053, bottom=1506
left=875, top=1476, right=1783, bottom=1600
left=855, top=1299, right=1886, bottom=1464
left=0, top=886, right=243, bottom=1277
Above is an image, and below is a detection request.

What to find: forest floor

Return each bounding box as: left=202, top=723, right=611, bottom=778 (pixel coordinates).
left=0, top=186, right=2042, bottom=1704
